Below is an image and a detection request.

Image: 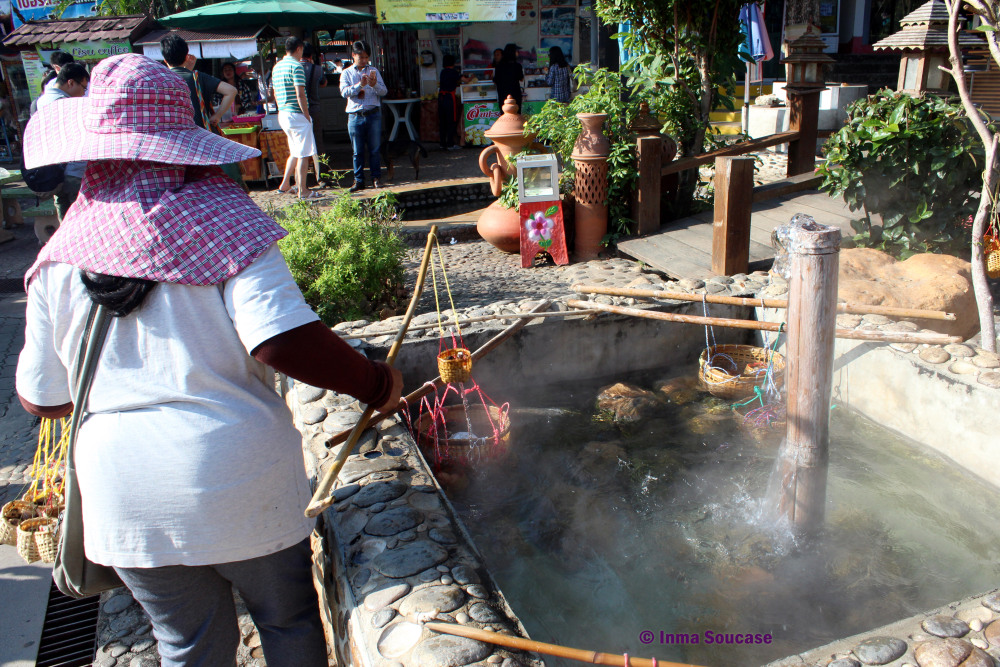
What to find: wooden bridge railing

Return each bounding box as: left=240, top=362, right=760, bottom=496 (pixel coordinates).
left=630, top=88, right=825, bottom=275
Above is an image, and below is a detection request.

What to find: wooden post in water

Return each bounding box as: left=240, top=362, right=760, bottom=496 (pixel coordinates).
left=768, top=219, right=841, bottom=534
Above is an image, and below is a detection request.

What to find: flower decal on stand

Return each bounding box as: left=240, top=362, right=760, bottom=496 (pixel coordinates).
left=525, top=206, right=559, bottom=249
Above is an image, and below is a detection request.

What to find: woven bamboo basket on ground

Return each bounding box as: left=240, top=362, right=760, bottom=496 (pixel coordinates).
left=699, top=344, right=785, bottom=401
left=33, top=518, right=59, bottom=563
left=437, top=348, right=473, bottom=384
left=1, top=500, right=37, bottom=546
left=415, top=404, right=511, bottom=464
left=16, top=517, right=50, bottom=563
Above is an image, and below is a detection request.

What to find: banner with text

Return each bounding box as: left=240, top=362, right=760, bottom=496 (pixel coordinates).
left=376, top=0, right=515, bottom=24
left=13, top=0, right=97, bottom=27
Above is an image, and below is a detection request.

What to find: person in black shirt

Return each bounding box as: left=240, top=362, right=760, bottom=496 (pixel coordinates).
left=492, top=43, right=524, bottom=110
left=438, top=54, right=463, bottom=150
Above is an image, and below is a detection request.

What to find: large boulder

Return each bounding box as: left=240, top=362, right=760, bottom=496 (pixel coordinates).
left=837, top=248, right=977, bottom=338
left=596, top=382, right=662, bottom=423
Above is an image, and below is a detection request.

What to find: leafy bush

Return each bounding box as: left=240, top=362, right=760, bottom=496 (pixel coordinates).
left=277, top=193, right=406, bottom=325
left=525, top=66, right=639, bottom=238
left=818, top=90, right=986, bottom=256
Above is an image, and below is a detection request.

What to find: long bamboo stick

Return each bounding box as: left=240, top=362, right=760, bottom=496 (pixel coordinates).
left=424, top=622, right=706, bottom=667
left=305, top=226, right=439, bottom=519
left=337, top=307, right=597, bottom=341
left=566, top=299, right=963, bottom=346
left=570, top=284, right=957, bottom=321
left=325, top=299, right=554, bottom=448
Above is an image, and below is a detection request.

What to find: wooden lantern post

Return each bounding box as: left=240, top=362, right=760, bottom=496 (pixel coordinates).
left=768, top=218, right=841, bottom=535
left=782, top=27, right=834, bottom=177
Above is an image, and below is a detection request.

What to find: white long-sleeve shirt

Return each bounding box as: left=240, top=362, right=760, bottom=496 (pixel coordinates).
left=339, top=64, right=387, bottom=113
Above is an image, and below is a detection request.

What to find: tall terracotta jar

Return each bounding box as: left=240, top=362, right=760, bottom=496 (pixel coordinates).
left=571, top=113, right=611, bottom=260
left=476, top=97, right=534, bottom=253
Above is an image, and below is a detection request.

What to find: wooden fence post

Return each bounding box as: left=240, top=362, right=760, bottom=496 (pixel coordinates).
left=767, top=217, right=841, bottom=535
left=786, top=90, right=821, bottom=177
left=711, top=156, right=755, bottom=275
left=632, top=136, right=662, bottom=235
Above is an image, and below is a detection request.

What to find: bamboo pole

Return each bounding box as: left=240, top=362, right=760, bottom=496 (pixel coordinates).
left=305, top=226, right=439, bottom=519
left=337, top=307, right=597, bottom=341
left=325, top=299, right=555, bottom=449
left=570, top=284, right=957, bottom=321
left=767, top=221, right=841, bottom=534
left=424, top=622, right=706, bottom=667
left=565, top=300, right=961, bottom=346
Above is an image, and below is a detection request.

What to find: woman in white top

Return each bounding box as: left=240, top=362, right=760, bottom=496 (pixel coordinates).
left=16, top=53, right=401, bottom=667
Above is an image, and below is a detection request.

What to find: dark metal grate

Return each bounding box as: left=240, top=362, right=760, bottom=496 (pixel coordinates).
left=35, top=582, right=100, bottom=667
left=0, top=277, right=25, bottom=293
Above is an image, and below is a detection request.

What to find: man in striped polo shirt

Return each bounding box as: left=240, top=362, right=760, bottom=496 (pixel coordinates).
left=273, top=36, right=323, bottom=201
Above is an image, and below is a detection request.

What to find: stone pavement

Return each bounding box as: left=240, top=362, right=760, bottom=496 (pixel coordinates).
left=0, top=227, right=43, bottom=507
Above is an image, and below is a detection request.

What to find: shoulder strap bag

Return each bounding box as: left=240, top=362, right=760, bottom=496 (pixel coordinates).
left=52, top=302, right=124, bottom=598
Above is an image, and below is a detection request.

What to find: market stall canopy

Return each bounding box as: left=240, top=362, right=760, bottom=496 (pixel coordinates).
left=2, top=14, right=154, bottom=50
left=159, top=0, right=375, bottom=30
left=135, top=26, right=280, bottom=61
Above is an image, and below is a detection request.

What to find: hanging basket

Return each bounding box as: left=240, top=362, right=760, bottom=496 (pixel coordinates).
left=32, top=517, right=59, bottom=563
left=437, top=348, right=473, bottom=384
left=24, top=490, right=63, bottom=518
left=16, top=517, right=51, bottom=563
left=987, top=250, right=1000, bottom=280
left=698, top=344, right=785, bottom=401
left=734, top=403, right=786, bottom=444
left=415, top=404, right=511, bottom=464
left=1, top=500, right=37, bottom=547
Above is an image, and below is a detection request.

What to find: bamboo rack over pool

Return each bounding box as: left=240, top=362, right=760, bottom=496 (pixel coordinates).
left=338, top=307, right=598, bottom=341
left=565, top=299, right=963, bottom=345
left=570, top=284, right=957, bottom=321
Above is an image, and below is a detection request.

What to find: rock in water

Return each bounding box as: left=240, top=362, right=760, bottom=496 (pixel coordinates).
left=596, top=382, right=662, bottom=422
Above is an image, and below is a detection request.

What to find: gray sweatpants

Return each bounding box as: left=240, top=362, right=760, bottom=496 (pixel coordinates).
left=114, top=538, right=327, bottom=667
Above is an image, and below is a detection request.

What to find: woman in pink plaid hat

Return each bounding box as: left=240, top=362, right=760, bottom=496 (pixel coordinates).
left=15, top=53, right=402, bottom=666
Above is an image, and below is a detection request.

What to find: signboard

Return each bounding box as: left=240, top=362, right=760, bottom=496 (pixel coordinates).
left=47, top=40, right=131, bottom=60
left=463, top=101, right=501, bottom=145
left=13, top=0, right=97, bottom=27
left=376, top=0, right=515, bottom=24
left=21, top=50, right=47, bottom=104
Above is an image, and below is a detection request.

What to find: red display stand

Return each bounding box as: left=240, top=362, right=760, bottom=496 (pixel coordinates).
left=519, top=200, right=569, bottom=267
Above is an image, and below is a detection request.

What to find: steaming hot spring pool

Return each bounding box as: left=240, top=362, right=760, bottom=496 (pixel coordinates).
left=420, top=371, right=1000, bottom=666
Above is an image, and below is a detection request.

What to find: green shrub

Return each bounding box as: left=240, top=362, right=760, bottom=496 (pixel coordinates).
left=818, top=90, right=986, bottom=257
left=277, top=193, right=406, bottom=325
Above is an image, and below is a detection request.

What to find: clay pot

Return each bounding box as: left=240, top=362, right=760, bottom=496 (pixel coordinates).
left=476, top=201, right=521, bottom=253
left=571, top=113, right=610, bottom=261
left=477, top=96, right=535, bottom=253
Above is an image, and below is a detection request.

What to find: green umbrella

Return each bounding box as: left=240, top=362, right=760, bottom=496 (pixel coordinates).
left=160, top=0, right=374, bottom=30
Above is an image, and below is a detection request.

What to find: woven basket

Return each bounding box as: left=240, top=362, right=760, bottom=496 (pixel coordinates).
left=698, top=344, right=785, bottom=401
left=987, top=250, right=1000, bottom=280
left=25, top=491, right=62, bottom=518
left=437, top=348, right=473, bottom=384
left=33, top=518, right=59, bottom=563
left=16, top=517, right=50, bottom=563
left=1, top=500, right=37, bottom=546
left=415, top=404, right=511, bottom=464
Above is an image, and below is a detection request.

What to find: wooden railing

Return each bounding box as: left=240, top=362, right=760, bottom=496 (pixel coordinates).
left=631, top=87, right=826, bottom=275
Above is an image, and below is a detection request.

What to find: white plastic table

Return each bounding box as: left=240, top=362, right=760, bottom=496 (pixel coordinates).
left=383, top=98, right=421, bottom=142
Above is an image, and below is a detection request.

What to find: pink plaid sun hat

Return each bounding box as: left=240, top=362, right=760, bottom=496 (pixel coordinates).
left=24, top=53, right=258, bottom=168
